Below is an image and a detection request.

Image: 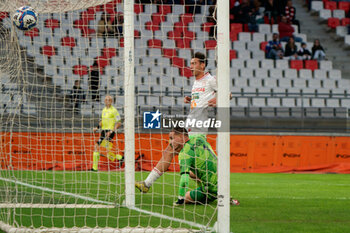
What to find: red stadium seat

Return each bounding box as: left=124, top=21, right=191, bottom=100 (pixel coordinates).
left=260, top=41, right=268, bottom=51
left=338, top=2, right=350, bottom=13
left=327, top=17, right=340, bottom=29
left=290, top=60, right=303, bottom=70
left=119, top=37, right=124, bottom=47
left=73, top=65, right=88, bottom=76
left=145, top=21, right=160, bottom=31
left=81, top=27, right=95, bottom=37
left=181, top=67, right=192, bottom=78
left=183, top=30, right=195, bottom=40
left=95, top=56, right=110, bottom=74
left=74, top=19, right=87, bottom=29
left=341, top=18, right=350, bottom=26
left=202, top=22, right=215, bottom=33
left=102, top=47, right=117, bottom=58
left=61, top=37, right=76, bottom=48
left=134, top=30, right=141, bottom=39
left=24, top=28, right=39, bottom=38
left=158, top=5, right=172, bottom=15
left=205, top=40, right=217, bottom=50
left=174, top=22, right=187, bottom=33
left=134, top=4, right=143, bottom=14
left=304, top=60, right=319, bottom=71
left=102, top=2, right=116, bottom=14
left=87, top=5, right=101, bottom=13
left=45, top=19, right=60, bottom=29
left=168, top=30, right=182, bottom=40
left=81, top=11, right=95, bottom=22
left=175, top=39, right=191, bottom=49
left=230, top=50, right=237, bottom=60
left=152, top=13, right=166, bottom=24
left=180, top=14, right=193, bottom=24
left=324, top=1, right=337, bottom=11
left=41, top=46, right=56, bottom=57
left=0, top=12, right=8, bottom=20
left=148, top=39, right=162, bottom=48
left=162, top=48, right=177, bottom=58
left=230, top=31, right=238, bottom=41
left=172, top=57, right=185, bottom=68
left=230, top=23, right=243, bottom=33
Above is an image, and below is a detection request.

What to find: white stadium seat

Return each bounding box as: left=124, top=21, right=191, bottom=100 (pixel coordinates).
left=319, top=9, right=331, bottom=20
left=311, top=1, right=323, bottom=12
left=258, top=24, right=271, bottom=34
left=333, top=10, right=345, bottom=19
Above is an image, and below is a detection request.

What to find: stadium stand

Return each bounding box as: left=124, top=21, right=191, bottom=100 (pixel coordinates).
left=1, top=0, right=350, bottom=122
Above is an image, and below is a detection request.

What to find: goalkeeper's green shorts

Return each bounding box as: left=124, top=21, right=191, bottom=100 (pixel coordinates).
left=189, top=187, right=217, bottom=204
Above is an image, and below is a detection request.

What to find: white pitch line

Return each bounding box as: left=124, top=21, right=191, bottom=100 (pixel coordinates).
left=0, top=177, right=210, bottom=231
left=0, top=203, right=115, bottom=208
left=129, top=206, right=210, bottom=231
left=0, top=177, right=116, bottom=206
left=244, top=196, right=350, bottom=200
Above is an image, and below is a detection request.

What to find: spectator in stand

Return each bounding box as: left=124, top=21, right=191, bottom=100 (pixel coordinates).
left=186, top=0, right=215, bottom=14
left=71, top=80, right=85, bottom=114
left=312, top=39, right=326, bottom=61
left=207, top=6, right=217, bottom=38
left=297, top=42, right=312, bottom=60
left=97, top=12, right=114, bottom=38
left=231, top=0, right=252, bottom=24
left=248, top=4, right=264, bottom=32
left=278, top=15, right=302, bottom=42
left=112, top=13, right=123, bottom=38
left=284, top=36, right=298, bottom=60
left=284, top=0, right=300, bottom=33
left=264, top=0, right=279, bottom=23
left=265, top=33, right=284, bottom=59
left=89, top=60, right=100, bottom=101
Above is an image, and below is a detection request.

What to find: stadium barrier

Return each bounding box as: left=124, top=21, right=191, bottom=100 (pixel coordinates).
left=1, top=132, right=350, bottom=173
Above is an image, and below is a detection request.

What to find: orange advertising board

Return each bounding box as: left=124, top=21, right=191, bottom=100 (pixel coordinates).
left=1, top=132, right=350, bottom=173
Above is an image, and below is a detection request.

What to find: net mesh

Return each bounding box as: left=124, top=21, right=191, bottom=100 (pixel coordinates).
left=0, top=0, right=219, bottom=232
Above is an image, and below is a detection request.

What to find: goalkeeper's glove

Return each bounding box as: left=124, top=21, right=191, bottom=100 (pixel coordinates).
left=173, top=196, right=185, bottom=206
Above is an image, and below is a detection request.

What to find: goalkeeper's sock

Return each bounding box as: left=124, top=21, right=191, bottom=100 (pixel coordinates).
left=178, top=173, right=190, bottom=197
left=92, top=152, right=100, bottom=171
left=144, top=167, right=162, bottom=187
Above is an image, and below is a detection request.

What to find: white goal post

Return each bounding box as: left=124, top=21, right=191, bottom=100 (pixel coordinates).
left=0, top=0, right=231, bottom=232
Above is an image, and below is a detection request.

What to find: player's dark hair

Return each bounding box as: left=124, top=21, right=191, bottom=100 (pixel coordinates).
left=193, top=52, right=207, bottom=67
left=172, top=126, right=188, bottom=137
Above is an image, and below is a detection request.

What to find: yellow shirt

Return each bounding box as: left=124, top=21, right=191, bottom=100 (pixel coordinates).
left=101, top=106, right=121, bottom=130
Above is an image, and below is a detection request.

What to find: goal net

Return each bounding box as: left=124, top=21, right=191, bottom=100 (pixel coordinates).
left=0, top=0, right=229, bottom=232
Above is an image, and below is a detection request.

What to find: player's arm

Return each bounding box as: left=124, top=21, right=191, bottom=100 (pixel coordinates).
left=112, top=109, right=122, bottom=133
left=207, top=77, right=232, bottom=107
left=93, top=121, right=102, bottom=132
left=154, top=144, right=178, bottom=173
left=184, top=96, right=191, bottom=104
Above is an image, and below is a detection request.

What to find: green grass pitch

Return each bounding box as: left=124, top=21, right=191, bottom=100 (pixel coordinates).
left=0, top=171, right=350, bottom=232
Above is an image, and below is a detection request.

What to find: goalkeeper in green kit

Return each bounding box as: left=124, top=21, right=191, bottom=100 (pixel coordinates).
left=136, top=126, right=239, bottom=206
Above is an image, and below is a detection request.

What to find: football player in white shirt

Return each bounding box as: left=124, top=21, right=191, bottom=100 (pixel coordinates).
left=136, top=52, right=227, bottom=194
left=184, top=52, right=217, bottom=135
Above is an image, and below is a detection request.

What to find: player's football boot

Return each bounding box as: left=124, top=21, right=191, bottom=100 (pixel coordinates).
left=230, top=198, right=240, bottom=206
left=173, top=198, right=185, bottom=206
left=135, top=181, right=149, bottom=193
